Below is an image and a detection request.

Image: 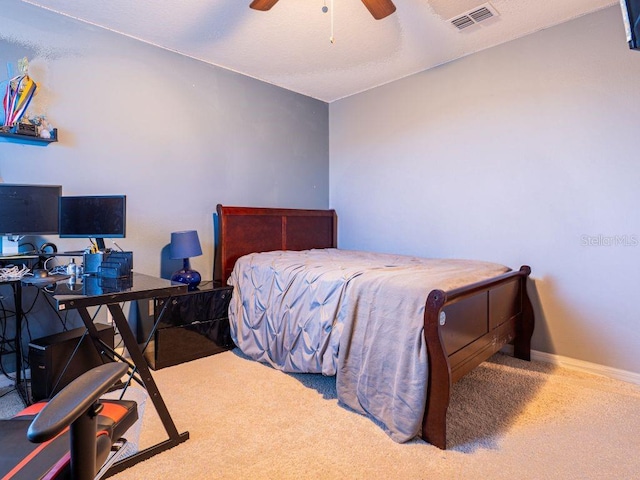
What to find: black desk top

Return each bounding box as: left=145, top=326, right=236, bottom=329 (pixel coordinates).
left=0, top=253, right=39, bottom=262
left=35, top=272, right=188, bottom=311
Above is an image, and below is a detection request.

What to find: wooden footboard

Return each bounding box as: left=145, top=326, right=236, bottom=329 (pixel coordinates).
left=422, top=266, right=534, bottom=449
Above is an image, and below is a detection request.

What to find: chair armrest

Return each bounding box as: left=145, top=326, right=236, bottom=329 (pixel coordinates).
left=27, top=363, right=128, bottom=443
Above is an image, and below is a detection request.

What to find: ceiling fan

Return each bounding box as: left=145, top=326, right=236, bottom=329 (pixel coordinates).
left=249, top=0, right=396, bottom=20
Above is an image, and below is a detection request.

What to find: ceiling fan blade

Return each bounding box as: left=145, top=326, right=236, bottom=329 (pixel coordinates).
left=361, top=0, right=396, bottom=20
left=250, top=0, right=280, bottom=11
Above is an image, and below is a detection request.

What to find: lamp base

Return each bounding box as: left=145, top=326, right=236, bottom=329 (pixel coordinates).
left=171, top=267, right=201, bottom=291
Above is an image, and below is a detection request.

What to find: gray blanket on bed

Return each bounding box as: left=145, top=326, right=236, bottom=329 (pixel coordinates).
left=228, top=249, right=509, bottom=442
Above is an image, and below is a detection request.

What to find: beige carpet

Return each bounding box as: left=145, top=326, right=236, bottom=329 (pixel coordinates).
left=101, top=350, right=640, bottom=479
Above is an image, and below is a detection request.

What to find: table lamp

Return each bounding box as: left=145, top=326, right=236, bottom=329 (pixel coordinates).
left=170, top=230, right=203, bottom=290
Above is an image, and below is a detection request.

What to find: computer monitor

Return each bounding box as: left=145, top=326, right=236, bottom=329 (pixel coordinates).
left=58, top=195, right=126, bottom=251
left=620, top=0, right=640, bottom=50
left=0, top=184, right=62, bottom=255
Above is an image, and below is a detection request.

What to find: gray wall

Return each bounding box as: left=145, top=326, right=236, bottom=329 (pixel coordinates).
left=330, top=6, right=640, bottom=374
left=0, top=1, right=328, bottom=369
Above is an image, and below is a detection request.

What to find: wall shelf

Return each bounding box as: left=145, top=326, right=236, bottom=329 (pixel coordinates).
left=0, top=128, right=58, bottom=145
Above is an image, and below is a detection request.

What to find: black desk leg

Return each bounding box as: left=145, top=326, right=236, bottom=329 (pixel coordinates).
left=76, top=304, right=189, bottom=476
left=12, top=281, right=29, bottom=405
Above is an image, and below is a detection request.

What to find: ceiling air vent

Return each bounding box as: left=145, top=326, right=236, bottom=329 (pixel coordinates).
left=449, top=3, right=499, bottom=31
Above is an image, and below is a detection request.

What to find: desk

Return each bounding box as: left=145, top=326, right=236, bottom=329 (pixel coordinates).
left=1, top=254, right=39, bottom=405
left=40, top=272, right=189, bottom=476
left=0, top=254, right=39, bottom=262
left=0, top=278, right=29, bottom=404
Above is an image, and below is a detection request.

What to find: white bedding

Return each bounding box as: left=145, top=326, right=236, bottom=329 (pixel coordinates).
left=228, top=249, right=510, bottom=442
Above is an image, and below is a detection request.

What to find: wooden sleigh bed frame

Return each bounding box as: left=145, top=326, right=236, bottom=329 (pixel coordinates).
left=214, top=204, right=535, bottom=449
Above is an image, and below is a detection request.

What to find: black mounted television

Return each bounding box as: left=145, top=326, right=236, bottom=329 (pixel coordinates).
left=0, top=184, right=62, bottom=255
left=59, top=195, right=126, bottom=251
left=620, top=0, right=640, bottom=50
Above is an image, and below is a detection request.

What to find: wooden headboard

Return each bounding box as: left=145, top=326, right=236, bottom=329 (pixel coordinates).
left=214, top=205, right=337, bottom=284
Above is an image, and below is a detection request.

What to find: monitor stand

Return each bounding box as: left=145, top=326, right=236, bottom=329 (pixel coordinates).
left=0, top=236, right=21, bottom=255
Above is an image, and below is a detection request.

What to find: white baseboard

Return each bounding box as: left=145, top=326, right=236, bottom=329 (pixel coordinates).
left=501, top=346, right=640, bottom=386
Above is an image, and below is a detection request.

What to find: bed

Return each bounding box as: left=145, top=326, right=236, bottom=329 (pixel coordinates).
left=214, top=204, right=534, bottom=449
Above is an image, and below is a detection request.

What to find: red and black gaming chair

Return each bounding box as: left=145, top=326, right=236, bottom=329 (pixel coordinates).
left=0, top=363, right=138, bottom=480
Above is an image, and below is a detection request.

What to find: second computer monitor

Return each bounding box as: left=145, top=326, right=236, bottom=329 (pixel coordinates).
left=58, top=195, right=126, bottom=250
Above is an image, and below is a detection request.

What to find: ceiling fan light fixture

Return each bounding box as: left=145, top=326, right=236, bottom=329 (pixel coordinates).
left=249, top=0, right=396, bottom=20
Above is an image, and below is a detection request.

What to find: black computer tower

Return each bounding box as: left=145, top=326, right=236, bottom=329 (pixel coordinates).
left=28, top=323, right=115, bottom=401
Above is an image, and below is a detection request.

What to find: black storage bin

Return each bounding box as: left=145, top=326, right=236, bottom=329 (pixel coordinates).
left=137, top=283, right=234, bottom=370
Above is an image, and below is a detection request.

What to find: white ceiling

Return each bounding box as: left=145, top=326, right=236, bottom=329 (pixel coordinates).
left=21, top=0, right=617, bottom=102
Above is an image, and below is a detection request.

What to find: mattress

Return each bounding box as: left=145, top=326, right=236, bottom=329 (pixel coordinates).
left=228, top=248, right=510, bottom=442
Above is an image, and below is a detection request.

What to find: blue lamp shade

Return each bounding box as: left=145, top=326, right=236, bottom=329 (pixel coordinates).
left=170, top=230, right=203, bottom=290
